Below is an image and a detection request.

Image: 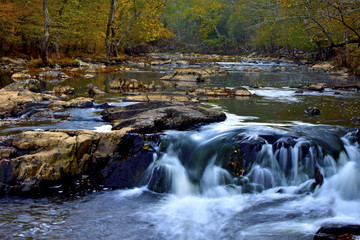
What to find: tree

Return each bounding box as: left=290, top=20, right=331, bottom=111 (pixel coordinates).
left=39, top=0, right=50, bottom=65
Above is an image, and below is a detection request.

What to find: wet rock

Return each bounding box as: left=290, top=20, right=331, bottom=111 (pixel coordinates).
left=84, top=74, right=95, bottom=78
left=295, top=90, right=304, bottom=94
left=306, top=83, right=325, bottom=91
left=11, top=72, right=32, bottom=80
left=0, top=89, right=56, bottom=118
left=109, top=78, right=155, bottom=92
left=234, top=87, right=252, bottom=96
left=39, top=70, right=70, bottom=79
left=238, top=138, right=266, bottom=167
left=0, top=129, right=133, bottom=196
left=102, top=101, right=226, bottom=133
left=147, top=166, right=172, bottom=193
left=314, top=224, right=360, bottom=240
left=86, top=84, right=106, bottom=96
left=53, top=85, right=76, bottom=96
left=3, top=79, right=44, bottom=92
left=160, top=68, right=229, bottom=82
left=314, top=165, right=324, bottom=186
left=305, top=106, right=321, bottom=116
left=351, top=116, right=360, bottom=123
left=48, top=97, right=94, bottom=109
left=101, top=134, right=154, bottom=189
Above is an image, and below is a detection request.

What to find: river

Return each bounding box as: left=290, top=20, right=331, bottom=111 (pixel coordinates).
left=0, top=59, right=359, bottom=239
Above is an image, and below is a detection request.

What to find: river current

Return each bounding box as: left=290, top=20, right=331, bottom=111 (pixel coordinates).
left=0, top=59, right=360, bottom=239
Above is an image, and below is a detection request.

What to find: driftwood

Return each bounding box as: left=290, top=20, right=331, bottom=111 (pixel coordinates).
left=332, top=84, right=360, bottom=90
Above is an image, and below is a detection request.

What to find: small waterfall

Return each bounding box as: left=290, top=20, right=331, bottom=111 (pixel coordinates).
left=146, top=126, right=360, bottom=199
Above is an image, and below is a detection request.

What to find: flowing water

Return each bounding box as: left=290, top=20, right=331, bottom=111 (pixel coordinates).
left=1, top=60, right=360, bottom=239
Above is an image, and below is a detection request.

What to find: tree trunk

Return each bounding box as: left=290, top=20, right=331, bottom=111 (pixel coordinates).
left=105, top=0, right=116, bottom=57
left=56, top=28, right=60, bottom=59
left=40, top=0, right=50, bottom=65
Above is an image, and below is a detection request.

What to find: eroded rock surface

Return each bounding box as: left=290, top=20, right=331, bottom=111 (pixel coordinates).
left=102, top=101, right=226, bottom=133
left=0, top=129, right=155, bottom=196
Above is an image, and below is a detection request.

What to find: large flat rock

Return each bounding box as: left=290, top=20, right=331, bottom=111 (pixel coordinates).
left=102, top=101, right=226, bottom=133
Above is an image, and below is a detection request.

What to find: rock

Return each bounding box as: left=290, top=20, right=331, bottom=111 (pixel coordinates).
left=234, top=87, right=252, bottom=96
left=100, top=133, right=154, bottom=189
left=0, top=89, right=56, bottom=118
left=11, top=72, right=32, bottom=80
left=311, top=62, right=335, bottom=71
left=351, top=116, right=360, bottom=123
left=314, top=165, right=324, bottom=186
left=306, top=83, right=325, bottom=91
left=295, top=90, right=304, bottom=94
left=102, top=101, right=226, bottom=133
left=53, top=64, right=61, bottom=71
left=39, top=71, right=70, bottom=79
left=109, top=78, right=152, bottom=92
left=86, top=84, right=106, bottom=96
left=147, top=165, right=172, bottom=193
left=305, top=107, right=321, bottom=116
left=244, top=67, right=260, bottom=72
left=3, top=79, right=43, bottom=92
left=84, top=74, right=95, bottom=78
left=53, top=85, right=76, bottom=96
left=48, top=97, right=94, bottom=109
left=160, top=68, right=229, bottom=82
left=0, top=128, right=148, bottom=196
left=314, top=224, right=360, bottom=240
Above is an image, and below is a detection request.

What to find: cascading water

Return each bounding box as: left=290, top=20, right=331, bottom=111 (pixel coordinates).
left=147, top=118, right=358, bottom=197
left=132, top=116, right=360, bottom=240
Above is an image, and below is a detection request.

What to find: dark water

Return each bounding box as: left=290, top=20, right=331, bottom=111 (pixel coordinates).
left=1, top=60, right=360, bottom=239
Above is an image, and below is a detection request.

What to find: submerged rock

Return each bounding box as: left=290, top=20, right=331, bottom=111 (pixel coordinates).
left=305, top=106, right=321, bottom=116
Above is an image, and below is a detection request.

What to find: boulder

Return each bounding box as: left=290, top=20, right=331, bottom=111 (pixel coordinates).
left=306, top=83, right=325, bottom=91
left=48, top=97, right=94, bottom=109
left=3, top=79, right=43, bottom=92
left=0, top=128, right=156, bottom=196
left=234, top=87, right=252, bottom=96
left=314, top=224, right=360, bottom=240
left=100, top=134, right=154, bottom=189
left=53, top=85, right=76, bottom=96
left=86, top=84, right=106, bottom=96
left=102, top=101, right=226, bottom=133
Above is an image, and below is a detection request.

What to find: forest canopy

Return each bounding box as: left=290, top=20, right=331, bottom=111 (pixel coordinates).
left=0, top=0, right=359, bottom=70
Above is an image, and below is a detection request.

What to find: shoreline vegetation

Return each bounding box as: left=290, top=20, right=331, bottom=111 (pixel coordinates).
left=0, top=0, right=359, bottom=75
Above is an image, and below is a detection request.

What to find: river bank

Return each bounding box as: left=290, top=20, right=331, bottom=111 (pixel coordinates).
left=1, top=53, right=360, bottom=239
